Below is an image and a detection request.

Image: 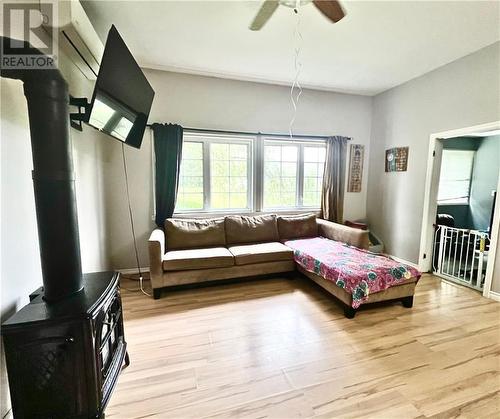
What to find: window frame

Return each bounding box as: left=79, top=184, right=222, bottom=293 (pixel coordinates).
left=174, top=132, right=326, bottom=215
left=260, top=137, right=326, bottom=211
left=176, top=132, right=254, bottom=214
left=437, top=149, right=475, bottom=206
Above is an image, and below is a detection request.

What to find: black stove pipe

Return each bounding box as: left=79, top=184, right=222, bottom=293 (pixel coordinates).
left=1, top=37, right=83, bottom=302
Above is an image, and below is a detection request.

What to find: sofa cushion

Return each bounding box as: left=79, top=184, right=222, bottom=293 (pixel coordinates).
left=277, top=214, right=318, bottom=240
left=228, top=242, right=293, bottom=266
left=165, top=218, right=226, bottom=250
left=225, top=214, right=279, bottom=245
left=162, top=247, right=234, bottom=271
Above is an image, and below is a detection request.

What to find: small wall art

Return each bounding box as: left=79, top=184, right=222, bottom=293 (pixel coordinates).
left=385, top=147, right=409, bottom=172
left=347, top=144, right=364, bottom=192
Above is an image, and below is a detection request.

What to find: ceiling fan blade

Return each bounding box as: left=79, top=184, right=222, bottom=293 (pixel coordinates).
left=249, top=0, right=280, bottom=31
left=313, top=0, right=346, bottom=23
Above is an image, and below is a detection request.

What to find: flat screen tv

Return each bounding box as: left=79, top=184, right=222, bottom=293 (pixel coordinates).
left=87, top=25, right=154, bottom=149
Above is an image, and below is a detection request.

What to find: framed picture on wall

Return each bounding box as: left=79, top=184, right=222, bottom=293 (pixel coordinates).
left=385, top=147, right=409, bottom=172
left=347, top=144, right=364, bottom=192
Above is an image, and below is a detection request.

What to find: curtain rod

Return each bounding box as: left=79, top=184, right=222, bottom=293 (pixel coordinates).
left=146, top=124, right=351, bottom=141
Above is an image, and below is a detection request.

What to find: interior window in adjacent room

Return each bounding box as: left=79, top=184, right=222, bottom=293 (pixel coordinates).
left=437, top=149, right=475, bottom=205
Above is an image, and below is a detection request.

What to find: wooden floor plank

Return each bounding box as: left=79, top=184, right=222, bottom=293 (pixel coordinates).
left=106, top=274, right=500, bottom=418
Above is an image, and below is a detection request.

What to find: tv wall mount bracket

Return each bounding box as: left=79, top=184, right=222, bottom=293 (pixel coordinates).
left=69, top=97, right=90, bottom=131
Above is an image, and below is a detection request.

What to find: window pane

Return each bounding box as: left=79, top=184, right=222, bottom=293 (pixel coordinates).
left=230, top=161, right=246, bottom=177
left=176, top=142, right=204, bottom=211
left=282, top=146, right=298, bottom=162
left=212, top=160, right=229, bottom=177
left=265, top=146, right=281, bottom=161
left=211, top=193, right=230, bottom=209
left=230, top=193, right=247, bottom=208
left=281, top=177, right=296, bottom=192
left=230, top=144, right=247, bottom=160
left=211, top=143, right=229, bottom=160
left=282, top=162, right=297, bottom=177
left=281, top=192, right=296, bottom=206
left=304, top=162, right=317, bottom=177
left=263, top=143, right=299, bottom=208
left=182, top=160, right=203, bottom=177
left=304, top=177, right=317, bottom=191
left=304, top=147, right=318, bottom=162
left=210, top=142, right=249, bottom=210
left=265, top=191, right=280, bottom=207
left=212, top=176, right=229, bottom=192
left=304, top=191, right=321, bottom=207
left=177, top=194, right=203, bottom=210
left=181, top=176, right=203, bottom=193
left=184, top=142, right=203, bottom=159
left=230, top=177, right=247, bottom=192
left=303, top=146, right=325, bottom=207
left=264, top=162, right=280, bottom=178
left=267, top=178, right=280, bottom=193
left=438, top=150, right=474, bottom=204
left=318, top=163, right=324, bottom=178
left=440, top=150, right=474, bottom=181
left=318, top=147, right=326, bottom=163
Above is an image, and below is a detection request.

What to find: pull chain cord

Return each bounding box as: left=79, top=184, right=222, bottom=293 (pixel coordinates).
left=289, top=1, right=303, bottom=141
left=121, top=142, right=151, bottom=297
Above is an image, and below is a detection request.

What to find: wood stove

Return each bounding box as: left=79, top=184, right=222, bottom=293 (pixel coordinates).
left=0, top=37, right=128, bottom=418
left=2, top=272, right=128, bottom=418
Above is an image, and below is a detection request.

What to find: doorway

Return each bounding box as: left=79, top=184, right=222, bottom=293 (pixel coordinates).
left=419, top=121, right=500, bottom=298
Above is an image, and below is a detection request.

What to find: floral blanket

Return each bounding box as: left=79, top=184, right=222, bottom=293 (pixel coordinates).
left=284, top=237, right=421, bottom=308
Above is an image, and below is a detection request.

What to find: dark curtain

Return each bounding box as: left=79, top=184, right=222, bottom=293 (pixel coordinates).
left=321, top=136, right=349, bottom=223
left=152, top=123, right=183, bottom=227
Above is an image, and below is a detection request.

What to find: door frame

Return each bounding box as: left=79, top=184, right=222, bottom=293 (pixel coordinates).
left=418, top=121, right=500, bottom=299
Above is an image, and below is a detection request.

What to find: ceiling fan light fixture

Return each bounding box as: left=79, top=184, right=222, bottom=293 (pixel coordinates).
left=249, top=0, right=346, bottom=31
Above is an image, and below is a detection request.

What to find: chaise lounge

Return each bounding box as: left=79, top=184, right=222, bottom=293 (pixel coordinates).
left=149, top=214, right=421, bottom=318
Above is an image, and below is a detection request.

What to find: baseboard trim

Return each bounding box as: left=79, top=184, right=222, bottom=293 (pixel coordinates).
left=487, top=290, right=500, bottom=302
left=386, top=254, right=420, bottom=270
left=119, top=267, right=150, bottom=275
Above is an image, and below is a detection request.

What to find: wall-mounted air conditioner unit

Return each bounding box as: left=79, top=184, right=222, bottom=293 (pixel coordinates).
left=40, top=0, right=103, bottom=80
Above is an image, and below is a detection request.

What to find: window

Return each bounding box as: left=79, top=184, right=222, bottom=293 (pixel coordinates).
left=176, top=134, right=252, bottom=212
left=437, top=150, right=475, bottom=205
left=175, top=132, right=326, bottom=213
left=263, top=139, right=326, bottom=209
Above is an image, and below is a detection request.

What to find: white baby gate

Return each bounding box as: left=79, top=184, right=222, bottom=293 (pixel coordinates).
left=433, top=225, right=489, bottom=291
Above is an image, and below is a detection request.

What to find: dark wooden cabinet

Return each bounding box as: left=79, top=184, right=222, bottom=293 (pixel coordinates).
left=2, top=272, right=128, bottom=419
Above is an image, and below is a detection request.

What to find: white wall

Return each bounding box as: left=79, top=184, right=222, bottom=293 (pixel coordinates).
left=102, top=69, right=373, bottom=269
left=0, top=49, right=111, bottom=417
left=367, top=42, right=500, bottom=264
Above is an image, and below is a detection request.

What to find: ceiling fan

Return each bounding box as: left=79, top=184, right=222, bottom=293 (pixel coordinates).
left=249, top=0, right=345, bottom=31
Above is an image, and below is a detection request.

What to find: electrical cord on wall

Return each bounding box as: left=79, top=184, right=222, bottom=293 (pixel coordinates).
left=121, top=142, right=151, bottom=297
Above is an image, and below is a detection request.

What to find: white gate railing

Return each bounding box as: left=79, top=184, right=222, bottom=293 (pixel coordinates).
left=433, top=225, right=489, bottom=291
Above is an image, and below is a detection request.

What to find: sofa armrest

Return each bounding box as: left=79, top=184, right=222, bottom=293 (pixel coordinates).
left=148, top=228, right=165, bottom=289
left=317, top=219, right=370, bottom=250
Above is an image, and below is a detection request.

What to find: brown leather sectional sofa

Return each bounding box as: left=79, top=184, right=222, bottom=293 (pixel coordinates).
left=148, top=214, right=417, bottom=317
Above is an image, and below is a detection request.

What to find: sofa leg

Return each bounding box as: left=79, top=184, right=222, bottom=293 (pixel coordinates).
left=402, top=296, right=414, bottom=308
left=344, top=306, right=357, bottom=319
left=153, top=288, right=162, bottom=300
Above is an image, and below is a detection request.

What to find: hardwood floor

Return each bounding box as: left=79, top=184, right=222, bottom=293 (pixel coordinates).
left=107, top=274, right=500, bottom=418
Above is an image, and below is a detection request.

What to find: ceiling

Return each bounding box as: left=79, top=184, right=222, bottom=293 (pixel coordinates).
left=82, top=1, right=500, bottom=96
